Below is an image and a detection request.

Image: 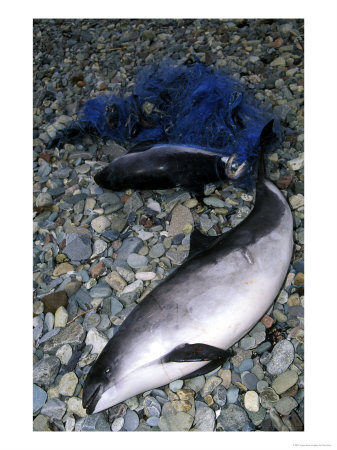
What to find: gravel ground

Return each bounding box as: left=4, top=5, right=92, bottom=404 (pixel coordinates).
left=33, top=18, right=304, bottom=432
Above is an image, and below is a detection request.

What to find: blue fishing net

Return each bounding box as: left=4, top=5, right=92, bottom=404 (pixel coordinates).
left=76, top=60, right=279, bottom=164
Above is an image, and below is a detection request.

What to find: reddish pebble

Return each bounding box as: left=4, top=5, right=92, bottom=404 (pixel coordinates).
left=261, top=314, right=274, bottom=328
left=276, top=175, right=293, bottom=189
left=120, top=194, right=130, bottom=203
left=42, top=291, right=68, bottom=314
left=90, top=261, right=106, bottom=278
left=60, top=239, right=66, bottom=250
left=77, top=80, right=87, bottom=87
left=144, top=219, right=153, bottom=228
left=98, top=82, right=107, bottom=90
left=44, top=233, right=53, bottom=245
left=270, top=37, right=284, bottom=48
left=39, top=152, right=52, bottom=163
left=55, top=217, right=65, bottom=227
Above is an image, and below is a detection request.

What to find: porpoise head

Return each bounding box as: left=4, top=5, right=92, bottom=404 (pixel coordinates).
left=82, top=353, right=117, bottom=414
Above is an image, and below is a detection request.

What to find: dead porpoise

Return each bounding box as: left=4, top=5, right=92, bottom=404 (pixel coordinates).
left=82, top=158, right=293, bottom=414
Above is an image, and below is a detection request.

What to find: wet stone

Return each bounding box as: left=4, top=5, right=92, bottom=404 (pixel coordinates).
left=275, top=396, right=298, bottom=415
left=169, top=379, right=183, bottom=392
left=105, top=271, right=127, bottom=291
left=149, top=242, right=165, bottom=258
left=33, top=384, right=48, bottom=413
left=91, top=216, right=111, bottom=233
left=227, top=386, right=239, bottom=404
left=41, top=398, right=66, bottom=420
left=42, top=291, right=68, bottom=314
left=43, top=322, right=85, bottom=352
left=85, top=328, right=108, bottom=355
left=127, top=253, right=148, bottom=268
left=241, top=372, right=259, bottom=390
left=56, top=344, right=72, bottom=365
left=64, top=233, right=92, bottom=261
left=90, top=282, right=112, bottom=298
left=213, top=385, right=227, bottom=406
left=80, top=413, right=110, bottom=431
left=260, top=387, right=279, bottom=409
left=111, top=417, right=124, bottom=432
left=267, top=339, right=294, bottom=375
left=158, top=411, right=194, bottom=431
left=123, top=409, right=140, bottom=431
left=144, top=396, right=161, bottom=417
left=217, top=404, right=248, bottom=431
left=201, top=376, right=222, bottom=397
left=58, top=371, right=78, bottom=396
left=194, top=406, right=215, bottom=431
left=33, top=414, right=50, bottom=431
left=108, top=403, right=127, bottom=420
left=272, top=370, right=299, bottom=394
left=239, top=358, right=254, bottom=373
left=83, top=313, right=101, bottom=331
left=244, top=391, right=259, bottom=412
left=240, top=336, right=256, bottom=350
left=184, top=375, right=205, bottom=393
left=33, top=355, right=60, bottom=387
left=66, top=397, right=87, bottom=418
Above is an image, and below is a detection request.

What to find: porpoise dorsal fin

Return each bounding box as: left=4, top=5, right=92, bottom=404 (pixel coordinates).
left=162, top=342, right=231, bottom=363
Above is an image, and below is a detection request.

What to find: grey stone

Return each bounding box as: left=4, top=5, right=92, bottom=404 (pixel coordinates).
left=200, top=376, right=222, bottom=397
left=33, top=384, right=47, bottom=412
left=117, top=237, right=143, bottom=262
left=33, top=355, right=60, bottom=386
left=41, top=398, right=66, bottom=420
left=110, top=297, right=124, bottom=315
left=149, top=242, right=165, bottom=258
left=70, top=287, right=92, bottom=310
left=217, top=404, right=248, bottom=431
left=239, top=358, right=254, bottom=373
left=43, top=322, right=85, bottom=352
left=169, top=379, right=183, bottom=392
left=227, top=386, right=239, bottom=404
left=64, top=233, right=92, bottom=261
left=213, top=385, right=227, bottom=406
left=260, top=387, right=279, bottom=409
left=194, top=406, right=215, bottom=431
left=37, top=328, right=62, bottom=347
left=123, top=409, right=140, bottom=431
left=144, top=396, right=161, bottom=417
left=80, top=413, right=111, bottom=431
left=275, top=397, right=298, bottom=415
left=123, top=192, right=143, bottom=214
left=146, top=416, right=159, bottom=427
left=240, top=336, right=256, bottom=350
left=267, top=339, right=294, bottom=375
left=203, top=197, right=226, bottom=208
left=83, top=312, right=101, bottom=331
left=90, top=282, right=112, bottom=298
left=241, top=372, right=259, bottom=390
left=272, top=370, right=298, bottom=394
left=185, top=375, right=205, bottom=393
left=127, top=253, right=148, bottom=268
left=166, top=249, right=189, bottom=265
left=158, top=411, right=193, bottom=431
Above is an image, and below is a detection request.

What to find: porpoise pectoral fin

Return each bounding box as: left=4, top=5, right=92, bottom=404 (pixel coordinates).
left=162, top=342, right=231, bottom=363
left=180, top=358, right=228, bottom=380
left=188, top=229, right=220, bottom=261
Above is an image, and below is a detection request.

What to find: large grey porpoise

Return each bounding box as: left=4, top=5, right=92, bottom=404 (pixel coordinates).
left=82, top=173, right=293, bottom=414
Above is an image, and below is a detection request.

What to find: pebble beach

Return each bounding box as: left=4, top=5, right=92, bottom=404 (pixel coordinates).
left=33, top=18, right=304, bottom=432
